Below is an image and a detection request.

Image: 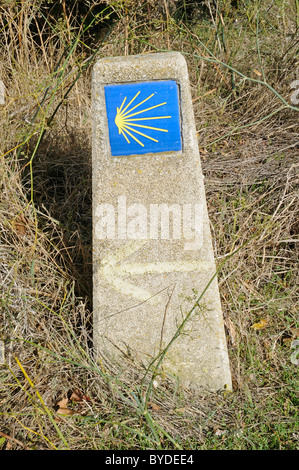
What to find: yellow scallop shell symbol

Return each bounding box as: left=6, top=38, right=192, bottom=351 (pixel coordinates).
left=114, top=91, right=171, bottom=147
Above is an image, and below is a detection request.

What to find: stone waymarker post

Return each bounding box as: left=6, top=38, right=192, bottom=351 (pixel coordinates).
left=92, top=52, right=232, bottom=391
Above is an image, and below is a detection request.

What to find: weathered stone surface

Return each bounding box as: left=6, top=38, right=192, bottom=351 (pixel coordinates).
left=92, top=52, right=232, bottom=391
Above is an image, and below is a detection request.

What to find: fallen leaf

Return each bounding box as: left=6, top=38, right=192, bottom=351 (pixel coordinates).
left=251, top=318, right=268, bottom=330
left=56, top=397, right=74, bottom=416
left=12, top=214, right=28, bottom=236
left=148, top=401, right=161, bottom=411
left=70, top=390, right=83, bottom=402
left=57, top=397, right=68, bottom=408
left=70, top=389, right=91, bottom=402
left=56, top=407, right=73, bottom=416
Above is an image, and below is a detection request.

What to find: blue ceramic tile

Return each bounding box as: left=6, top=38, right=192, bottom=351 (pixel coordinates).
left=104, top=80, right=182, bottom=156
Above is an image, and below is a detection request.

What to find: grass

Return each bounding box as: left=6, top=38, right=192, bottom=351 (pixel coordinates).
left=0, top=0, right=298, bottom=450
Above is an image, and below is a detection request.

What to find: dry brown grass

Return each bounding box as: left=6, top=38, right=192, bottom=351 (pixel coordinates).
left=0, top=0, right=298, bottom=450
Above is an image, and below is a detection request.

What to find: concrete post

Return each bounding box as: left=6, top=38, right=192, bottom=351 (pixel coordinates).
left=92, top=52, right=232, bottom=391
